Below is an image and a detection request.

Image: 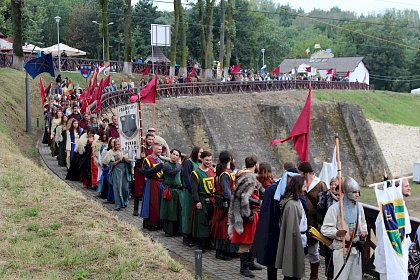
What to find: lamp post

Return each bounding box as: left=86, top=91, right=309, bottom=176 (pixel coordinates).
left=92, top=21, right=114, bottom=61
left=261, top=48, right=265, bottom=70
left=54, top=16, right=61, bottom=72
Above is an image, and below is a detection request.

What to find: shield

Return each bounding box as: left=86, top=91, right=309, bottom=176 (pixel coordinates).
left=381, top=198, right=406, bottom=256
left=120, top=114, right=137, bottom=138
left=80, top=66, right=92, bottom=79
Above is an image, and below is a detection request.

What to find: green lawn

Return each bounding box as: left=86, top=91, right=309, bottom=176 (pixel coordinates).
left=315, top=90, right=420, bottom=127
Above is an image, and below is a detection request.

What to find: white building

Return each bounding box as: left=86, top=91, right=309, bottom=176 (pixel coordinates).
left=279, top=50, right=371, bottom=84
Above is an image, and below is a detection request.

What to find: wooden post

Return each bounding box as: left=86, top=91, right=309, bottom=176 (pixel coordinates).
left=335, top=133, right=346, bottom=259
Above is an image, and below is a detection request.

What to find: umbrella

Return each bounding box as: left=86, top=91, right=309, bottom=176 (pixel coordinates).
left=42, top=43, right=86, bottom=57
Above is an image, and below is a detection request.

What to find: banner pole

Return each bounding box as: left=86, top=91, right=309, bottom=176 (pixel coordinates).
left=335, top=133, right=346, bottom=259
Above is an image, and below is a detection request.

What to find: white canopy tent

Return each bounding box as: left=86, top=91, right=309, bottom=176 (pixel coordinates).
left=22, top=44, right=44, bottom=53
left=42, top=43, right=86, bottom=57
left=0, top=38, right=13, bottom=51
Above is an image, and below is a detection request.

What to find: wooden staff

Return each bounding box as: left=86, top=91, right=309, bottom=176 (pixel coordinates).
left=137, top=90, right=145, bottom=158
left=335, top=133, right=346, bottom=259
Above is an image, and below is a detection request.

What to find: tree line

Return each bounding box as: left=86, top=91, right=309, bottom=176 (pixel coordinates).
left=1, top=0, right=420, bottom=91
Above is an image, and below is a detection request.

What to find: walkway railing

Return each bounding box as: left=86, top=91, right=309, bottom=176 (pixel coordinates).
left=0, top=52, right=198, bottom=75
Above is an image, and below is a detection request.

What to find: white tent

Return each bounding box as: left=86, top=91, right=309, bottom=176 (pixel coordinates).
left=22, top=44, right=44, bottom=53
left=411, top=88, right=420, bottom=95
left=0, top=38, right=13, bottom=51
left=42, top=43, right=86, bottom=57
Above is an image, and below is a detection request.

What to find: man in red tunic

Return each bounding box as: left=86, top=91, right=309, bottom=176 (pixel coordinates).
left=133, top=133, right=155, bottom=216
left=210, top=150, right=237, bottom=260
left=140, top=144, right=164, bottom=230
left=228, top=155, right=263, bottom=278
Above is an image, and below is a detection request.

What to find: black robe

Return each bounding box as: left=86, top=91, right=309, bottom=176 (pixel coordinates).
left=251, top=182, right=281, bottom=268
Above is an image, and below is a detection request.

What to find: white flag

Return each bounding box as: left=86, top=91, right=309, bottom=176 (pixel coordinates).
left=374, top=181, right=411, bottom=280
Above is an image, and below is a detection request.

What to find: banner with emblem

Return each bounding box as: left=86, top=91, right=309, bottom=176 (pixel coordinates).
left=117, top=103, right=140, bottom=156
left=374, top=182, right=410, bottom=280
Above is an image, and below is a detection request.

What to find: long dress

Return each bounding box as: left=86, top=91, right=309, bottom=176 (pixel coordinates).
left=160, top=161, right=183, bottom=235
left=56, top=125, right=67, bottom=167
left=104, top=150, right=131, bottom=209
left=79, top=139, right=94, bottom=187
left=140, top=155, right=164, bottom=229
left=66, top=128, right=82, bottom=169
left=181, top=159, right=200, bottom=236
left=210, top=169, right=238, bottom=254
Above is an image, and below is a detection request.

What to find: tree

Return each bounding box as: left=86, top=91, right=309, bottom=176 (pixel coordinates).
left=123, top=0, right=132, bottom=74
left=99, top=0, right=110, bottom=61
left=198, top=0, right=216, bottom=78
left=218, top=0, right=225, bottom=78
left=178, top=6, right=188, bottom=75
left=10, top=0, right=23, bottom=70
left=169, top=0, right=181, bottom=76
left=223, top=0, right=234, bottom=76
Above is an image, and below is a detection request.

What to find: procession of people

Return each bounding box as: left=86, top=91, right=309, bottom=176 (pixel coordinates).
left=41, top=76, right=415, bottom=280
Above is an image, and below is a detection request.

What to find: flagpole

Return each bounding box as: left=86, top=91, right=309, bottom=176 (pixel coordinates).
left=335, top=133, right=346, bottom=259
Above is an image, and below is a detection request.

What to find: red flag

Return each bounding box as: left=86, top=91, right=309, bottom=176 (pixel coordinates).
left=305, top=66, right=312, bottom=73
left=271, top=87, right=312, bottom=162
left=271, top=66, right=280, bottom=75
left=103, top=74, right=111, bottom=87
left=327, top=68, right=333, bottom=75
left=131, top=75, right=158, bottom=104
left=91, top=79, right=104, bottom=104
left=81, top=94, right=88, bottom=114
left=344, top=71, right=350, bottom=78
left=231, top=64, right=241, bottom=74
left=141, top=65, right=150, bottom=76
left=40, top=78, right=46, bottom=104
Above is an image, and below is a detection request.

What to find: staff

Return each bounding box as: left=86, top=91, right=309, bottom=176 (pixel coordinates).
left=335, top=133, right=346, bottom=259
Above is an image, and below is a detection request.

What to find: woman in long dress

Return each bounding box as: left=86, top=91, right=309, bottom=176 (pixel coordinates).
left=50, top=109, right=62, bottom=157
left=102, top=139, right=131, bottom=210
left=55, top=115, right=68, bottom=167
left=94, top=131, right=109, bottom=195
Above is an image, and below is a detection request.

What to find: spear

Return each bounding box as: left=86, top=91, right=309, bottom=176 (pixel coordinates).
left=335, top=133, right=346, bottom=259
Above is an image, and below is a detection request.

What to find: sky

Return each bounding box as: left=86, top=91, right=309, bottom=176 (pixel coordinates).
left=132, top=0, right=420, bottom=15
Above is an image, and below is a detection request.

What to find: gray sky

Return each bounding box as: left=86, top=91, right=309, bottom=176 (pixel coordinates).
left=133, top=0, right=420, bottom=15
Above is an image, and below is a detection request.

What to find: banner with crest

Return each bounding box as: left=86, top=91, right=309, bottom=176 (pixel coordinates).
left=117, top=103, right=140, bottom=156
left=375, top=182, right=411, bottom=280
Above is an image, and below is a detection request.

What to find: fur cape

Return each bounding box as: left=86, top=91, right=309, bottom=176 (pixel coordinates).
left=228, top=171, right=261, bottom=237
left=74, top=133, right=99, bottom=155
left=54, top=125, right=64, bottom=144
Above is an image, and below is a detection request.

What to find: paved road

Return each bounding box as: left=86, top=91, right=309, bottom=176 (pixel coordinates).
left=39, top=142, right=327, bottom=280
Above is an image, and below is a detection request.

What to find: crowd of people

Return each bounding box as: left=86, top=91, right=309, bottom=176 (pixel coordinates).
left=41, top=76, right=413, bottom=280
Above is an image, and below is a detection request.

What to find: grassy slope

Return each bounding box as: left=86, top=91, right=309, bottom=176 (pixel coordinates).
left=0, top=68, right=192, bottom=279
left=315, top=90, right=420, bottom=127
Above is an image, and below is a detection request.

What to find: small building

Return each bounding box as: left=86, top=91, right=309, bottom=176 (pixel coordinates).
left=279, top=50, right=371, bottom=84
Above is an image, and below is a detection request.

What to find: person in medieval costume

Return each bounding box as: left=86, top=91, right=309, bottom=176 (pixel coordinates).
left=65, top=118, right=83, bottom=169
left=275, top=175, right=308, bottom=280
left=102, top=139, right=132, bottom=211
left=181, top=146, right=203, bottom=247
left=210, top=150, right=238, bottom=261
left=133, top=133, right=155, bottom=216
left=94, top=131, right=109, bottom=196
left=190, top=151, right=215, bottom=252
left=160, top=148, right=183, bottom=236
left=228, top=155, right=263, bottom=278
left=73, top=129, right=99, bottom=188
left=55, top=114, right=68, bottom=167
left=100, top=138, right=116, bottom=203
left=298, top=161, right=328, bottom=280
left=321, top=177, right=368, bottom=280
left=140, top=144, right=164, bottom=230
left=374, top=179, right=411, bottom=280
left=50, top=109, right=63, bottom=157
left=318, top=177, right=340, bottom=280
left=252, top=167, right=300, bottom=280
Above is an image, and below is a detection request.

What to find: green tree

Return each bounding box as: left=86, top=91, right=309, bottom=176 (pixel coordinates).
left=169, top=0, right=181, bottom=76
left=123, top=0, right=132, bottom=74
left=11, top=0, right=23, bottom=70
left=99, top=0, right=110, bottom=61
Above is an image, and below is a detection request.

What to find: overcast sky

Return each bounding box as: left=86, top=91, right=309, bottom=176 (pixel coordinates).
left=133, top=0, right=420, bottom=15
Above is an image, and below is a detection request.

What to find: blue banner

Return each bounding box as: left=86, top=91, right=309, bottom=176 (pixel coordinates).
left=24, top=53, right=55, bottom=79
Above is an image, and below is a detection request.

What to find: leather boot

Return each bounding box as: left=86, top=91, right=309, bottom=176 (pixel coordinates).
left=215, top=250, right=232, bottom=261
left=240, top=253, right=255, bottom=278
left=267, top=266, right=277, bottom=280
left=248, top=251, right=263, bottom=270
left=310, top=262, right=320, bottom=280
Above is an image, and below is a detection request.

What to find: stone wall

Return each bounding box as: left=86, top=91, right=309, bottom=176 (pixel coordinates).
left=141, top=91, right=390, bottom=185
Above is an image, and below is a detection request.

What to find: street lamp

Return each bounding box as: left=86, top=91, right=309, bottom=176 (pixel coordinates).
left=54, top=16, right=61, bottom=71
left=92, top=20, right=114, bottom=61
left=261, top=48, right=266, bottom=70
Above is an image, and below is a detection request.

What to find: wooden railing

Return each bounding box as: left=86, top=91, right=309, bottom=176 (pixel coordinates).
left=0, top=52, right=199, bottom=75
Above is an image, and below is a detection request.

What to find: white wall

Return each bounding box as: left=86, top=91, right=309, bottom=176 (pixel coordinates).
left=349, top=61, right=369, bottom=84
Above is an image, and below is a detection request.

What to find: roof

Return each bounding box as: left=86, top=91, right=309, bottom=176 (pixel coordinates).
left=145, top=46, right=170, bottom=63
left=42, top=43, right=86, bottom=56
left=279, top=56, right=371, bottom=74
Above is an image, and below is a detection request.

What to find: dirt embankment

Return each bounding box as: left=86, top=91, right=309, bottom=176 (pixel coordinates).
left=368, top=120, right=420, bottom=177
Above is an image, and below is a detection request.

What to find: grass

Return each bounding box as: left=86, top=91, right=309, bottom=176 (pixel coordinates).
left=0, top=68, right=193, bottom=279
left=315, top=90, right=420, bottom=127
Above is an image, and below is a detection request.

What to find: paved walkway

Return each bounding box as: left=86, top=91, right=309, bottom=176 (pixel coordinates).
left=39, top=142, right=327, bottom=280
